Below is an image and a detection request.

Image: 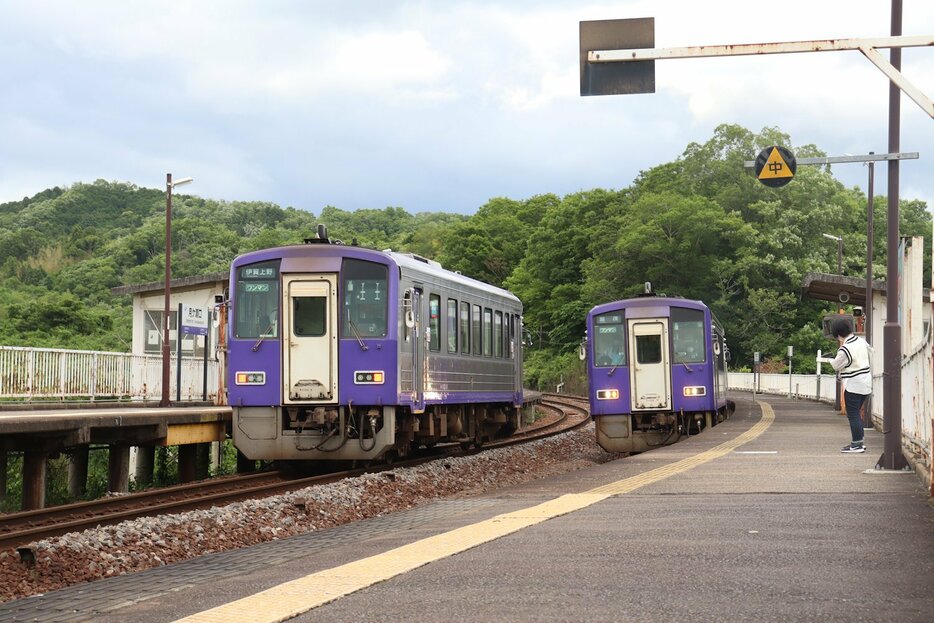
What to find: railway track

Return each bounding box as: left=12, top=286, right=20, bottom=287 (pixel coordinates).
left=0, top=395, right=590, bottom=552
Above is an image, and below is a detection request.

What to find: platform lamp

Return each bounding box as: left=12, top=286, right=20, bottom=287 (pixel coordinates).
left=821, top=233, right=843, bottom=275
left=161, top=174, right=194, bottom=407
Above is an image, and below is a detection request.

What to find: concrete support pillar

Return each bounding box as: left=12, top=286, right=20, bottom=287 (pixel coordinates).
left=236, top=450, right=257, bottom=473
left=196, top=443, right=211, bottom=480
left=178, top=444, right=197, bottom=483
left=68, top=446, right=90, bottom=498
left=135, top=446, right=155, bottom=488
left=22, top=450, right=48, bottom=511
left=211, top=441, right=222, bottom=473
left=107, top=444, right=131, bottom=493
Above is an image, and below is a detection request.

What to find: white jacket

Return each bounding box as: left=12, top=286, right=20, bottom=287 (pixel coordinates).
left=831, top=334, right=873, bottom=395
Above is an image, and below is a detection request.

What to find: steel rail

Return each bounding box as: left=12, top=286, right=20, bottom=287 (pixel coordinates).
left=0, top=395, right=590, bottom=551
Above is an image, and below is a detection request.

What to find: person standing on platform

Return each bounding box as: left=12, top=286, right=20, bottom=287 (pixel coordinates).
left=830, top=317, right=873, bottom=454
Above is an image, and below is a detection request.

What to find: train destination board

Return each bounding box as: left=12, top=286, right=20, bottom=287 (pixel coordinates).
left=754, top=145, right=796, bottom=187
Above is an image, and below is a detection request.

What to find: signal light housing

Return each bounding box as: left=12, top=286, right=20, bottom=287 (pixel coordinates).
left=235, top=371, right=266, bottom=385
left=355, top=371, right=385, bottom=384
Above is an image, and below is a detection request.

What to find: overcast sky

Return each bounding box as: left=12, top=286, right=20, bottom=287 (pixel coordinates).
left=1, top=1, right=931, bottom=216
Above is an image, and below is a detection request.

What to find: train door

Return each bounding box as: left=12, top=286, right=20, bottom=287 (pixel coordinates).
left=282, top=275, right=338, bottom=403
left=628, top=319, right=671, bottom=411
left=411, top=288, right=425, bottom=412
left=712, top=328, right=727, bottom=404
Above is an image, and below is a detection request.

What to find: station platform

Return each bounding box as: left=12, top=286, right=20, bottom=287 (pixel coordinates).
left=3, top=393, right=931, bottom=622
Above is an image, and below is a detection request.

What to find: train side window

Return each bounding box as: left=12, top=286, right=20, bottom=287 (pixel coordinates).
left=447, top=299, right=458, bottom=353
left=472, top=305, right=482, bottom=355
left=428, top=294, right=440, bottom=352
left=494, top=311, right=504, bottom=358
left=460, top=302, right=470, bottom=354
left=483, top=308, right=493, bottom=357
left=509, top=315, right=522, bottom=359
left=504, top=313, right=511, bottom=359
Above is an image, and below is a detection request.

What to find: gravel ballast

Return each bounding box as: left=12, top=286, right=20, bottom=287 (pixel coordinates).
left=0, top=424, right=620, bottom=603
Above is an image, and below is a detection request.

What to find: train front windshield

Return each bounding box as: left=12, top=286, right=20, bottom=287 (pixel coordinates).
left=342, top=259, right=388, bottom=337
left=593, top=312, right=626, bottom=367
left=671, top=307, right=705, bottom=363
left=234, top=261, right=280, bottom=338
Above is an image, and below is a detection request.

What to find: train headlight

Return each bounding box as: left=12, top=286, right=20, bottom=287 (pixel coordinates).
left=235, top=371, right=266, bottom=385
left=683, top=386, right=706, bottom=397
left=355, top=371, right=385, bottom=384
left=596, top=389, right=619, bottom=400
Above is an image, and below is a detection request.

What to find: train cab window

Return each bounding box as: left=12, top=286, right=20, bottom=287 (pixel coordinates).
left=460, top=302, right=470, bottom=354
left=671, top=307, right=706, bottom=363
left=234, top=260, right=280, bottom=339
left=483, top=308, right=493, bottom=356
left=342, top=259, right=388, bottom=338
left=494, top=311, right=504, bottom=358
left=472, top=305, right=482, bottom=355
left=447, top=299, right=458, bottom=353
left=593, top=312, right=626, bottom=367
left=293, top=296, right=326, bottom=336
left=428, top=294, right=441, bottom=351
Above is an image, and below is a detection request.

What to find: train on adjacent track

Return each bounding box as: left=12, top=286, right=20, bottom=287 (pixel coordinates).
left=227, top=226, right=524, bottom=464
left=583, top=284, right=734, bottom=453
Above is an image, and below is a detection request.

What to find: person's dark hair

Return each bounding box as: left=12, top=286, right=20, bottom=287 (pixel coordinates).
left=831, top=317, right=853, bottom=338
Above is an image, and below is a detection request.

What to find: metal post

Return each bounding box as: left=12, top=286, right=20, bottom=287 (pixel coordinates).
left=752, top=352, right=759, bottom=401
left=176, top=303, right=183, bottom=403
left=881, top=0, right=907, bottom=470
left=162, top=173, right=173, bottom=407
left=203, top=313, right=210, bottom=402
left=816, top=352, right=822, bottom=400
left=864, top=156, right=874, bottom=427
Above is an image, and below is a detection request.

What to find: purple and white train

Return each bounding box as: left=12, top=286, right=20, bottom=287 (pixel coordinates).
left=584, top=285, right=733, bottom=454
left=227, top=226, right=524, bottom=463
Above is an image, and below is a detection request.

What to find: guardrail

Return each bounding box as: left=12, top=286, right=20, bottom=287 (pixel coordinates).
left=0, top=345, right=220, bottom=403
left=729, top=371, right=839, bottom=403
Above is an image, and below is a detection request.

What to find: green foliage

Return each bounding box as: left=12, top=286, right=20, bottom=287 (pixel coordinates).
left=1, top=453, right=23, bottom=512
left=523, top=349, right=587, bottom=394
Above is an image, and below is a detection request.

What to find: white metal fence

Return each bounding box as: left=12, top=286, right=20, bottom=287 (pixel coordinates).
left=728, top=323, right=933, bottom=478
left=0, top=345, right=220, bottom=403
left=729, top=371, right=839, bottom=403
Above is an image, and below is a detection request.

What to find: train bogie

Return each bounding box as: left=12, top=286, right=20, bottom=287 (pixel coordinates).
left=584, top=289, right=733, bottom=454
left=227, top=227, right=523, bottom=463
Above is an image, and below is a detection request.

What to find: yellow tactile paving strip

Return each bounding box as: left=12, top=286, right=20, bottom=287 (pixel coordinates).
left=174, top=402, right=775, bottom=623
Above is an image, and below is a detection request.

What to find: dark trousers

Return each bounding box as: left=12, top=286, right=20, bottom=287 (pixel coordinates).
left=843, top=390, right=868, bottom=443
